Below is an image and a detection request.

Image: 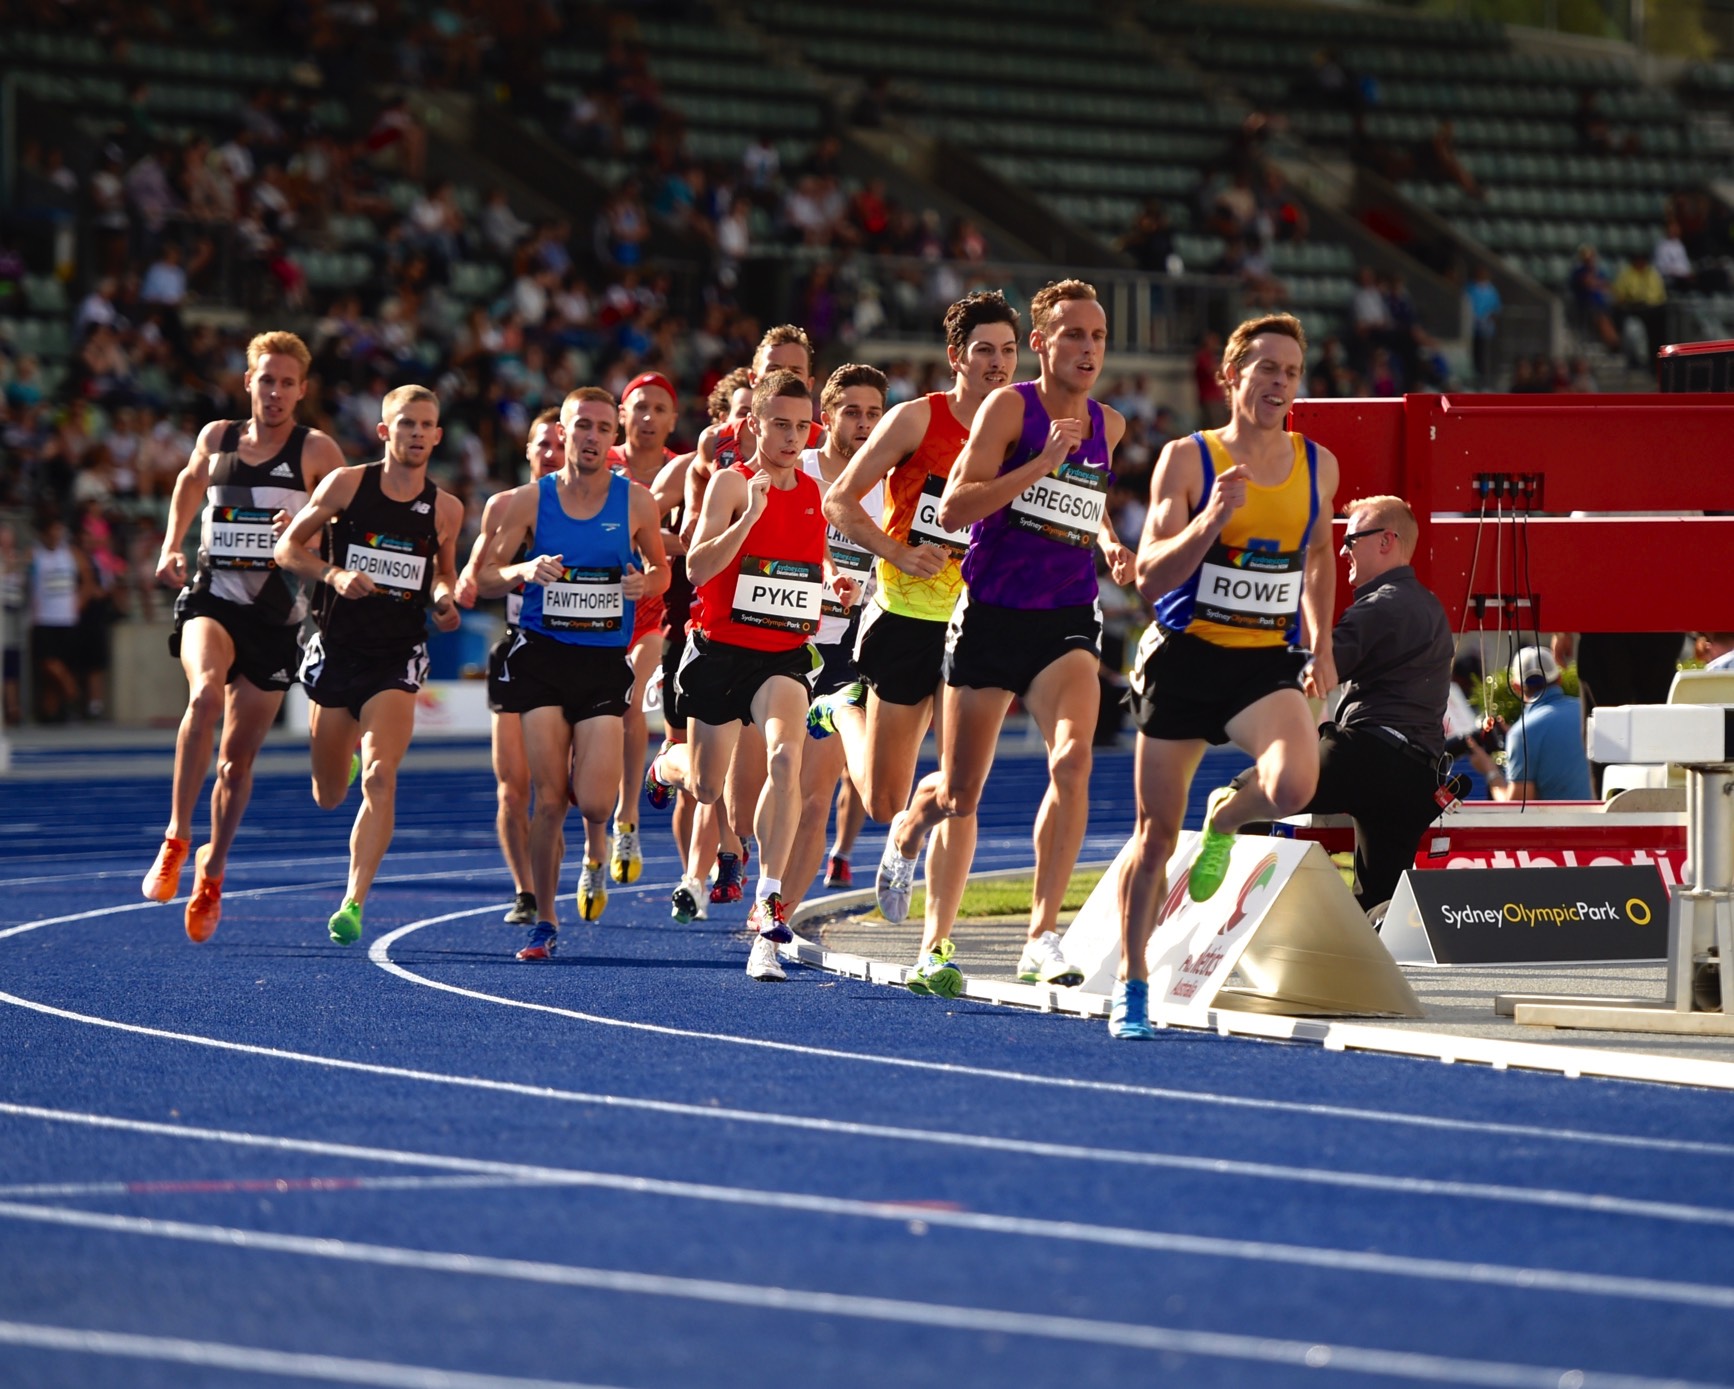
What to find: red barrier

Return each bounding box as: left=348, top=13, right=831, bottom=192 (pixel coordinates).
left=1288, top=393, right=1734, bottom=633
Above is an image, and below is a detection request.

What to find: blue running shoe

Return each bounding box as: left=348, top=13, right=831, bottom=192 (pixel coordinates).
left=516, top=921, right=558, bottom=961
left=1109, top=979, right=1158, bottom=1040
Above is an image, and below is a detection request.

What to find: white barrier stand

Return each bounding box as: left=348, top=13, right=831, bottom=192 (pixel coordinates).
left=1061, top=833, right=1423, bottom=1019
left=1500, top=704, right=1734, bottom=1036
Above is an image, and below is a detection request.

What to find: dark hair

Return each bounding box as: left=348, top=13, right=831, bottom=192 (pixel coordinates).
left=942, top=290, right=1019, bottom=356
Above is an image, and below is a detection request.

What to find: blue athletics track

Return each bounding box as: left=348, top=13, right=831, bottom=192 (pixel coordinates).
left=1, top=739, right=1731, bottom=1389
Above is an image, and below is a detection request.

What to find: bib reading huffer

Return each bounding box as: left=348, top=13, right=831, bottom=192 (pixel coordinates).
left=1154, top=430, right=1319, bottom=649
left=191, top=421, right=313, bottom=625
left=695, top=464, right=827, bottom=652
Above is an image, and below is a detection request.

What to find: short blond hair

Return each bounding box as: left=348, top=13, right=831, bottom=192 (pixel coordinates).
left=1344, top=493, right=1418, bottom=557
left=381, top=383, right=439, bottom=421
left=246, top=330, right=311, bottom=374
left=1221, top=313, right=1307, bottom=384
left=752, top=324, right=812, bottom=377
left=1029, top=279, right=1098, bottom=335
left=561, top=386, right=615, bottom=418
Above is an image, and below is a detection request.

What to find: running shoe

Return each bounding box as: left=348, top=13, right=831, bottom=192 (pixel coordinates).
left=671, top=876, right=704, bottom=924
left=905, top=938, right=962, bottom=999
left=709, top=850, right=744, bottom=904
left=824, top=853, right=852, bottom=889
left=184, top=845, right=222, bottom=944
left=747, top=891, right=791, bottom=945
left=503, top=891, right=537, bottom=926
left=746, top=933, right=786, bottom=982
left=1017, top=929, right=1085, bottom=987
left=516, top=921, right=558, bottom=961
left=1109, top=978, right=1158, bottom=1040
left=141, top=836, right=190, bottom=903
left=576, top=860, right=607, bottom=921
left=1187, top=785, right=1238, bottom=903
left=348, top=748, right=362, bottom=789
left=874, top=819, right=919, bottom=924
left=327, top=898, right=363, bottom=945
left=808, top=679, right=866, bottom=738
left=609, top=823, right=642, bottom=884
left=643, top=746, right=674, bottom=811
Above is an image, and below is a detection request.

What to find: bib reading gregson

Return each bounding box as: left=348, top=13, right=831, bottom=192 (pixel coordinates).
left=190, top=421, right=313, bottom=625
left=961, top=382, right=1113, bottom=610
left=1154, top=430, right=1319, bottom=649
left=318, top=461, right=440, bottom=653
left=694, top=463, right=827, bottom=652
left=518, top=471, right=636, bottom=646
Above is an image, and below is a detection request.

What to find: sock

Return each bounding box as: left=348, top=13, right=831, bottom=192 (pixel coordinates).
left=756, top=876, right=781, bottom=901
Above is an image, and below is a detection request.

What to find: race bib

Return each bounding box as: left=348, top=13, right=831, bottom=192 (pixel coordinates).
left=205, top=506, right=278, bottom=571
left=1195, top=545, right=1305, bottom=630
left=733, top=555, right=822, bottom=634
left=346, top=535, right=428, bottom=602
left=1009, top=460, right=1109, bottom=548
left=907, top=474, right=971, bottom=556
left=823, top=523, right=872, bottom=617
left=504, top=587, right=523, bottom=627
left=541, top=564, right=623, bottom=633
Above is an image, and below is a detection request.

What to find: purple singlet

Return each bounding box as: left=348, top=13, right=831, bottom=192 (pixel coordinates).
left=960, top=382, right=1113, bottom=609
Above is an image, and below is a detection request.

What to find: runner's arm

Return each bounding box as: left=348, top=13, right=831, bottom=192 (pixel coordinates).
left=274, top=466, right=373, bottom=598
left=428, top=490, right=465, bottom=632
left=684, top=467, right=755, bottom=587
left=473, top=485, right=558, bottom=598
left=1299, top=447, right=1341, bottom=693
left=937, top=388, right=1069, bottom=528
left=155, top=421, right=224, bottom=587
left=625, top=482, right=670, bottom=601
left=1133, top=438, right=1239, bottom=601
left=822, top=398, right=929, bottom=564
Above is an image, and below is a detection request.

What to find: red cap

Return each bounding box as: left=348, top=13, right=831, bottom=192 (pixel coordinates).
left=622, top=372, right=677, bottom=410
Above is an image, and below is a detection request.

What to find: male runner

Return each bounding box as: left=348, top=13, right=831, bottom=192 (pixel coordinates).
left=816, top=292, right=1020, bottom=961
left=144, top=330, right=346, bottom=941
left=455, top=407, right=564, bottom=925
left=274, top=384, right=465, bottom=945
left=877, top=281, right=1133, bottom=999
left=781, top=363, right=886, bottom=910
left=645, top=370, right=857, bottom=979
left=476, top=387, right=668, bottom=961
left=1116, top=312, right=1338, bottom=1039
left=605, top=370, right=681, bottom=887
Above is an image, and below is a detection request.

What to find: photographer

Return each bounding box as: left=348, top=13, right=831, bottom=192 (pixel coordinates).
left=1467, top=648, right=1592, bottom=801
left=1297, top=495, right=1454, bottom=911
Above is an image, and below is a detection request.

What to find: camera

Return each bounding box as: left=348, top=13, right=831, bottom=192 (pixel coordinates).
left=1445, top=720, right=1504, bottom=759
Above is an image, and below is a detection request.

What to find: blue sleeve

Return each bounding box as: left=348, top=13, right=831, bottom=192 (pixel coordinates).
left=1505, top=711, right=1531, bottom=785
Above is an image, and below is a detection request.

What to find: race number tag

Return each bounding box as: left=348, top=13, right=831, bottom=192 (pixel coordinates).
left=1009, top=460, right=1109, bottom=548
left=907, top=474, right=971, bottom=556
left=541, top=565, right=624, bottom=633
left=1195, top=545, right=1305, bottom=631
left=733, top=555, right=822, bottom=634
left=205, top=506, right=278, bottom=571
left=346, top=534, right=428, bottom=602
left=823, top=523, right=872, bottom=617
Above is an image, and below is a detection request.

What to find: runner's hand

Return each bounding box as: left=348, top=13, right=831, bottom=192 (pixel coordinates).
left=431, top=594, right=461, bottom=633
left=830, top=573, right=861, bottom=608
left=1102, top=540, right=1134, bottom=585
left=520, top=554, right=566, bottom=586
left=892, top=542, right=948, bottom=579
left=622, top=563, right=645, bottom=600
left=155, top=548, right=186, bottom=588
left=331, top=568, right=376, bottom=599
left=1041, top=417, right=1084, bottom=465
left=1202, top=464, right=1249, bottom=529
left=743, top=469, right=772, bottom=524
left=454, top=568, right=478, bottom=609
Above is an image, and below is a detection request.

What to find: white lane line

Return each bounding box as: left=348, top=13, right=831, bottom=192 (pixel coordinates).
left=7, top=1101, right=1734, bottom=1292
left=0, top=1174, right=547, bottom=1200
left=0, top=1207, right=1721, bottom=1389
left=0, top=1320, right=619, bottom=1389
left=372, top=915, right=1734, bottom=1162
left=6, top=895, right=1732, bottom=1175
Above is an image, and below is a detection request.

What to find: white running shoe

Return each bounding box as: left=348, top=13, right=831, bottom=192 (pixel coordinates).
left=1017, top=929, right=1085, bottom=987
left=746, top=934, right=786, bottom=981
left=874, top=818, right=919, bottom=924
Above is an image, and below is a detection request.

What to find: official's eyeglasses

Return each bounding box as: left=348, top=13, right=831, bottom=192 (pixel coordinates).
left=1339, top=528, right=1390, bottom=554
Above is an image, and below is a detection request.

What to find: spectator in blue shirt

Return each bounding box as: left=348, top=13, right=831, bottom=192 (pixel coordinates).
left=1467, top=647, right=1593, bottom=800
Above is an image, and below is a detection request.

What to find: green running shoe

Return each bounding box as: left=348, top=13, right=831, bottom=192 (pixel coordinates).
left=905, top=938, right=962, bottom=999
left=1187, top=785, right=1237, bottom=903
left=328, top=897, right=363, bottom=945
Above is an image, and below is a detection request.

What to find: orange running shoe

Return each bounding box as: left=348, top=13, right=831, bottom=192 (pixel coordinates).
left=185, top=845, right=222, bottom=943
left=141, top=837, right=190, bottom=902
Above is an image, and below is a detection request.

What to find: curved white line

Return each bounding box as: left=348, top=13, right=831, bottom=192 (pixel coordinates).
left=0, top=1321, right=613, bottom=1389
left=371, top=914, right=1734, bottom=1161
left=0, top=1215, right=1720, bottom=1389
left=2, top=1102, right=1731, bottom=1310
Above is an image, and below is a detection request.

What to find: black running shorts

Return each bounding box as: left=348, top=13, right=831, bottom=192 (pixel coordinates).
left=171, top=589, right=302, bottom=693
left=299, top=629, right=429, bottom=720
left=1124, top=625, right=1307, bottom=745
left=942, top=593, right=1101, bottom=697
left=505, top=627, right=634, bottom=725
left=852, top=603, right=947, bottom=707
left=674, top=630, right=818, bottom=728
